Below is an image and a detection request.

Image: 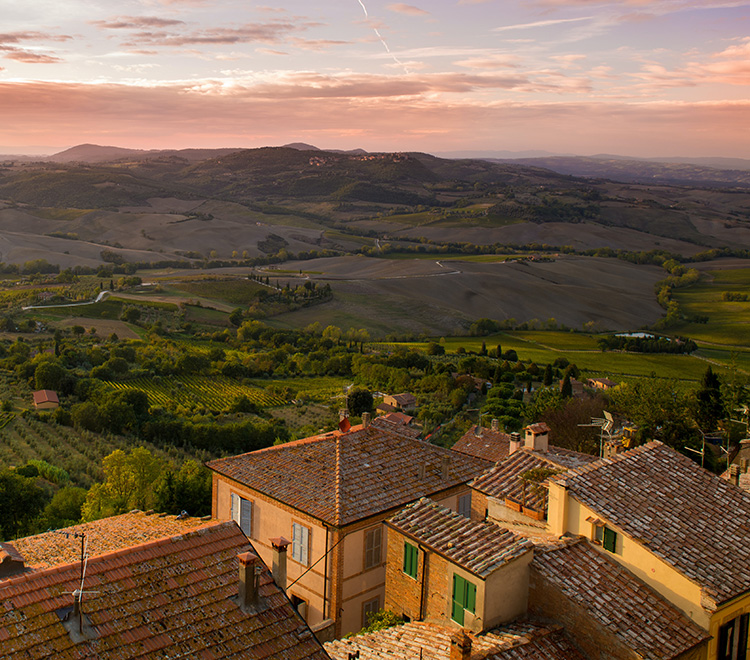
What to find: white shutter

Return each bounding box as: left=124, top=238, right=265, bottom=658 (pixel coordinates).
left=301, top=526, right=309, bottom=565
left=231, top=493, right=240, bottom=524
left=240, top=499, right=252, bottom=536
left=292, top=523, right=301, bottom=562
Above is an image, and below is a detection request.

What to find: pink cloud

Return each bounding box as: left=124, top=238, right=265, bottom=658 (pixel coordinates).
left=4, top=51, right=62, bottom=64
left=387, top=4, right=430, bottom=16
left=91, top=16, right=186, bottom=30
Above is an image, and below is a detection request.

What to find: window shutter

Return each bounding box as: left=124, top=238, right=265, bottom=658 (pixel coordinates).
left=458, top=494, right=471, bottom=519
left=240, top=499, right=252, bottom=536
left=603, top=527, right=617, bottom=553
left=301, top=525, right=309, bottom=565
left=466, top=581, right=476, bottom=613
left=231, top=493, right=240, bottom=525
left=451, top=574, right=465, bottom=625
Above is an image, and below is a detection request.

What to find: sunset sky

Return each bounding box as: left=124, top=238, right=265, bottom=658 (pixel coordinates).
left=1, top=0, right=749, bottom=157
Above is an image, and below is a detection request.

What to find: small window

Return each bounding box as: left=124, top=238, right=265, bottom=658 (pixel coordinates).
left=719, top=613, right=749, bottom=660
left=458, top=493, right=471, bottom=519
left=403, top=541, right=418, bottom=579
left=292, top=522, right=310, bottom=565
left=364, top=526, right=382, bottom=570
left=451, top=574, right=477, bottom=626
left=231, top=493, right=252, bottom=537
left=602, top=527, right=617, bottom=553
left=362, top=597, right=380, bottom=628
left=290, top=594, right=308, bottom=621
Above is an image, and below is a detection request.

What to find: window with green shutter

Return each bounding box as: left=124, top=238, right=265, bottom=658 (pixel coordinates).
left=403, top=542, right=418, bottom=579
left=603, top=526, right=617, bottom=553
left=451, top=574, right=477, bottom=625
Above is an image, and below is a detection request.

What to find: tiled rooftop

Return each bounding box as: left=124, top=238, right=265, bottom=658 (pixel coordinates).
left=207, top=425, right=488, bottom=526
left=7, top=511, right=210, bottom=571
left=452, top=425, right=511, bottom=464
left=370, top=414, right=421, bottom=439
left=471, top=447, right=597, bottom=512
left=0, top=521, right=329, bottom=659
left=553, top=441, right=750, bottom=604
left=324, top=621, right=585, bottom=660
left=532, top=539, right=709, bottom=659
left=387, top=498, right=532, bottom=578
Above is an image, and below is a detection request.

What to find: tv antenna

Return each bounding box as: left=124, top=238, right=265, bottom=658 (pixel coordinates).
left=50, top=530, right=99, bottom=635
left=578, top=411, right=615, bottom=458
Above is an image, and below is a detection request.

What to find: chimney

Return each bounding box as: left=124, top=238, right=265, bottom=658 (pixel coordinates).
left=418, top=462, right=426, bottom=480
left=730, top=464, right=741, bottom=487
left=525, top=425, right=548, bottom=453
left=269, top=537, right=290, bottom=588
left=237, top=551, right=261, bottom=611
left=450, top=630, right=472, bottom=660
left=509, top=432, right=522, bottom=456
left=741, top=458, right=749, bottom=473
left=0, top=543, right=25, bottom=579
left=441, top=455, right=451, bottom=480
left=362, top=412, right=371, bottom=428
left=491, top=418, right=499, bottom=432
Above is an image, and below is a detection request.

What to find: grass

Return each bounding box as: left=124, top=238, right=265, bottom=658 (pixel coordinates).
left=171, top=279, right=265, bottom=306
left=376, top=253, right=521, bottom=262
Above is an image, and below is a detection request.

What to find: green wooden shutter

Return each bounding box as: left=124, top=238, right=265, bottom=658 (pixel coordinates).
left=466, top=581, right=476, bottom=613
left=451, top=574, right=465, bottom=625
left=603, top=527, right=617, bottom=553
left=403, top=542, right=417, bottom=578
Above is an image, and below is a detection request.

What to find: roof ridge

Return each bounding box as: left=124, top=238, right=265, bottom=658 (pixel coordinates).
left=334, top=434, right=343, bottom=526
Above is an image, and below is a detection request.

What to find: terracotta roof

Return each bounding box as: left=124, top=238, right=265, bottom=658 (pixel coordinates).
left=387, top=498, right=532, bottom=578
left=0, top=521, right=329, bottom=659
left=324, top=621, right=585, bottom=660
left=452, top=425, right=511, bottom=464
left=525, top=422, right=550, bottom=434
left=532, top=540, right=709, bottom=659
left=382, top=412, right=414, bottom=425
left=388, top=393, right=417, bottom=407
left=370, top=415, right=421, bottom=439
left=32, top=389, right=59, bottom=405
left=471, top=448, right=598, bottom=512
left=9, top=511, right=210, bottom=571
left=207, top=425, right=488, bottom=526
left=554, top=441, right=750, bottom=604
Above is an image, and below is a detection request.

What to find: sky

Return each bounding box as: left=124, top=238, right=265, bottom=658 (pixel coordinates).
left=0, top=0, right=749, bottom=157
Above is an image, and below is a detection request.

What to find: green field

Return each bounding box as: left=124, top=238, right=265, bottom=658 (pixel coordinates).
left=104, top=374, right=286, bottom=410
left=170, top=278, right=265, bottom=306
left=376, top=330, right=736, bottom=383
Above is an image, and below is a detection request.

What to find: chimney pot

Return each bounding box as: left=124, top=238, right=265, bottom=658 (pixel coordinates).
left=441, top=455, right=451, bottom=480
left=269, top=537, right=290, bottom=588
left=450, top=629, right=472, bottom=660
left=491, top=418, right=499, bottom=431
left=730, top=464, right=741, bottom=486
left=509, top=432, right=521, bottom=456
left=418, top=462, right=426, bottom=480
left=362, top=412, right=371, bottom=428
left=237, top=552, right=261, bottom=610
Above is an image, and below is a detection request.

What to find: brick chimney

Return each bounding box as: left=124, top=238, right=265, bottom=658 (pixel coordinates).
left=524, top=423, right=549, bottom=453
left=491, top=418, right=499, bottom=431
left=509, top=432, right=522, bottom=456
left=730, top=464, right=741, bottom=487
left=450, top=629, right=472, bottom=660
left=0, top=543, right=25, bottom=579
left=362, top=412, right=371, bottom=428
left=269, top=536, right=290, bottom=588
left=441, top=455, right=451, bottom=480
left=237, top=551, right=261, bottom=611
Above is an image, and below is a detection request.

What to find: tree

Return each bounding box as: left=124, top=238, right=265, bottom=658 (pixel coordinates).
left=153, top=461, right=212, bottom=517
left=0, top=470, right=48, bottom=540
left=41, top=486, right=87, bottom=530
left=34, top=360, right=65, bottom=390
left=561, top=374, right=573, bottom=398
left=694, top=366, right=723, bottom=430
left=121, top=307, right=141, bottom=324
left=347, top=387, right=374, bottom=416
left=543, top=364, right=553, bottom=387
left=82, top=448, right=164, bottom=520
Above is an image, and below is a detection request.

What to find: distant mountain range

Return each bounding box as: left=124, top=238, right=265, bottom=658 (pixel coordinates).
left=3, top=142, right=750, bottom=188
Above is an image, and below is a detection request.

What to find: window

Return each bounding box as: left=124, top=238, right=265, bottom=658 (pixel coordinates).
left=291, top=522, right=310, bottom=565
left=719, top=613, right=749, bottom=660
left=592, top=522, right=617, bottom=554
left=362, top=597, right=380, bottom=627
left=290, top=594, right=308, bottom=621
left=451, top=574, right=477, bottom=626
left=230, top=493, right=252, bottom=537
left=458, top=493, right=471, bottom=519
left=602, top=527, right=617, bottom=553
left=364, top=526, right=382, bottom=570
left=403, top=541, right=418, bottom=579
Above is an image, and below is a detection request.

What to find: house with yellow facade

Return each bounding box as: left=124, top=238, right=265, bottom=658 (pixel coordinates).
left=206, top=419, right=488, bottom=640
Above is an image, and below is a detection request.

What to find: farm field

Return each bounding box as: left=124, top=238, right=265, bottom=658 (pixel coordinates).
left=0, top=416, right=198, bottom=488
left=103, top=374, right=286, bottom=410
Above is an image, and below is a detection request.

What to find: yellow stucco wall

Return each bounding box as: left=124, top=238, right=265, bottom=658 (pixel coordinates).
left=708, top=593, right=750, bottom=660
left=547, top=482, right=708, bottom=628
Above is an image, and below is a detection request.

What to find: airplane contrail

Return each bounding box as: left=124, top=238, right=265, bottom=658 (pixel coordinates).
left=356, top=0, right=410, bottom=74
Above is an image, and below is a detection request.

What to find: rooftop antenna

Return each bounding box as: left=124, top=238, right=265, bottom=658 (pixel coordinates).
left=578, top=412, right=614, bottom=458
left=50, top=530, right=99, bottom=634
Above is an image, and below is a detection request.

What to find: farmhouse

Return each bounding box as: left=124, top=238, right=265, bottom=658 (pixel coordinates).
left=382, top=392, right=418, bottom=410
left=206, top=420, right=488, bottom=638
left=0, top=513, right=327, bottom=659
left=32, top=389, right=59, bottom=410
left=587, top=377, right=617, bottom=390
